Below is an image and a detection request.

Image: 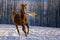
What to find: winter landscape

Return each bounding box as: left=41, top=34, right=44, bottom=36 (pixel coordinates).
left=0, top=24, right=60, bottom=40
left=0, top=0, right=60, bottom=40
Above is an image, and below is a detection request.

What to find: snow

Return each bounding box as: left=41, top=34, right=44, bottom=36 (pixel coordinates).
left=0, top=24, right=60, bottom=40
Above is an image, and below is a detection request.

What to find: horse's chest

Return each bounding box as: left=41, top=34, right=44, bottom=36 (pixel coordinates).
left=14, top=14, right=22, bottom=25
left=14, top=14, right=28, bottom=25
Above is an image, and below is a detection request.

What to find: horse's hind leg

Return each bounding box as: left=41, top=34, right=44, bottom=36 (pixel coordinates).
left=26, top=23, right=30, bottom=35
left=15, top=25, right=20, bottom=36
left=22, top=24, right=27, bottom=36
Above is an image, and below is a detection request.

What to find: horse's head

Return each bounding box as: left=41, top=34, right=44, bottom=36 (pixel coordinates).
left=20, top=4, right=27, bottom=10
left=20, top=4, right=27, bottom=14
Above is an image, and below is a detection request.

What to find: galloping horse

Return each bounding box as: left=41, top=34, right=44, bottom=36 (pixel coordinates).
left=11, top=4, right=29, bottom=37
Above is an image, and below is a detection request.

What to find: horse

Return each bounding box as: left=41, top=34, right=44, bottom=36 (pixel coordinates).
left=11, top=4, right=29, bottom=37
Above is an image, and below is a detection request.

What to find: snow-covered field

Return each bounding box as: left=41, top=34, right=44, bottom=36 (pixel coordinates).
left=0, top=24, right=60, bottom=40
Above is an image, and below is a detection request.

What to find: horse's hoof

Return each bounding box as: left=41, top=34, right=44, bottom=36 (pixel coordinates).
left=25, top=33, right=28, bottom=37
left=27, top=32, right=29, bottom=35
left=19, top=34, right=20, bottom=36
left=25, top=32, right=29, bottom=37
left=18, top=33, right=20, bottom=36
left=25, top=35, right=27, bottom=37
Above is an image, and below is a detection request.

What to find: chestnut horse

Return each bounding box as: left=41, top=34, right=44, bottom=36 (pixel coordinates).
left=11, top=4, right=29, bottom=37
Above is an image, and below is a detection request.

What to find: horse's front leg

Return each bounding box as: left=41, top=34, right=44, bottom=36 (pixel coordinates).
left=22, top=24, right=27, bottom=37
left=26, top=23, right=30, bottom=35
left=15, top=25, right=20, bottom=36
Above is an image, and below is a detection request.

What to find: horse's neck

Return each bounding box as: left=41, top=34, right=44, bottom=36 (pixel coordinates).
left=20, top=9, right=26, bottom=15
